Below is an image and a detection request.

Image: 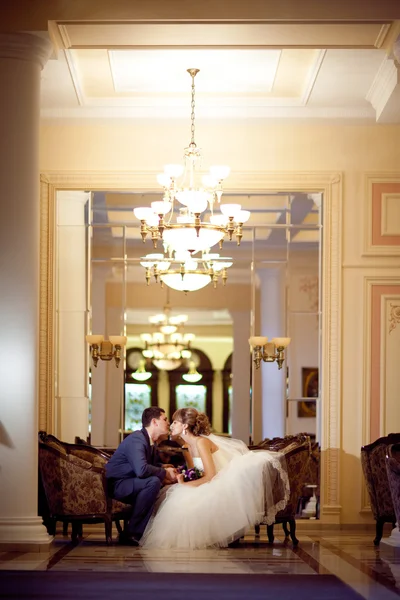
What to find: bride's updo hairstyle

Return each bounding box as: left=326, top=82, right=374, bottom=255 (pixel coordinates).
left=173, top=407, right=211, bottom=436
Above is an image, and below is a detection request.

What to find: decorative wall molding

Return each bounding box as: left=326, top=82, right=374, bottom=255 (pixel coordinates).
left=389, top=303, right=400, bottom=334
left=299, top=275, right=319, bottom=312
left=39, top=176, right=55, bottom=433
left=363, top=174, right=400, bottom=256
left=38, top=169, right=343, bottom=522
left=361, top=276, right=400, bottom=510
left=381, top=194, right=400, bottom=237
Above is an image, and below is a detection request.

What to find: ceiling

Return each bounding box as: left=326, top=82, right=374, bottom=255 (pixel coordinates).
left=40, top=20, right=400, bottom=122
left=36, top=14, right=398, bottom=330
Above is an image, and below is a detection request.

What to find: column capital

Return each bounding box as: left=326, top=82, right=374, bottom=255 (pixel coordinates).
left=0, top=32, right=53, bottom=69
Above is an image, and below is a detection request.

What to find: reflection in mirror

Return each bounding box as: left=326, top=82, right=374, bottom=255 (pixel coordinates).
left=251, top=193, right=321, bottom=444
left=85, top=190, right=321, bottom=443
left=78, top=189, right=321, bottom=518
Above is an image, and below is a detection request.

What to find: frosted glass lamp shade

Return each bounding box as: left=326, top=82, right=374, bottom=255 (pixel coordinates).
left=152, top=359, right=182, bottom=371
left=109, top=336, right=127, bottom=346
left=182, top=361, right=203, bottom=383
left=151, top=201, right=172, bottom=215
left=249, top=336, right=268, bottom=347
left=271, top=337, right=291, bottom=348
left=182, top=372, right=203, bottom=383
left=163, top=227, right=224, bottom=253
left=220, top=203, right=241, bottom=218
left=235, top=210, right=250, bottom=223
left=161, top=272, right=212, bottom=292
left=160, top=325, right=177, bottom=335
left=134, top=207, right=154, bottom=221
left=132, top=371, right=152, bottom=382
left=86, top=335, right=104, bottom=344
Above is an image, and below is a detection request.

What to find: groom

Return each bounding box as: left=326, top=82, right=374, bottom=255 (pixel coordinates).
left=106, top=406, right=177, bottom=546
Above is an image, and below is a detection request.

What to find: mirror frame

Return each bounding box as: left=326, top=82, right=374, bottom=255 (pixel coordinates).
left=39, top=170, right=342, bottom=524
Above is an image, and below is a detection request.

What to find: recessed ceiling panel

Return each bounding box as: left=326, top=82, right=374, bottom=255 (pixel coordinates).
left=109, top=50, right=281, bottom=94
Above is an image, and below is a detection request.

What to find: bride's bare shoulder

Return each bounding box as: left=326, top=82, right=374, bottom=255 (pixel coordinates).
left=197, top=436, right=219, bottom=453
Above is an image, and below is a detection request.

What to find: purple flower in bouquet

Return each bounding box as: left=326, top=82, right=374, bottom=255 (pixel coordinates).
left=177, top=465, right=204, bottom=482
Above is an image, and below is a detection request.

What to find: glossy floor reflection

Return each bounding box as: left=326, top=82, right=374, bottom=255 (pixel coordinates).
left=1, top=526, right=400, bottom=599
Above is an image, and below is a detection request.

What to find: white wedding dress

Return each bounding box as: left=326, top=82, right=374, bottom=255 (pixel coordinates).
left=140, top=434, right=290, bottom=550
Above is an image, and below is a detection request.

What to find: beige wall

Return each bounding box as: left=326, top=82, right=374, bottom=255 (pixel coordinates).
left=41, top=120, right=400, bottom=523
left=41, top=121, right=400, bottom=175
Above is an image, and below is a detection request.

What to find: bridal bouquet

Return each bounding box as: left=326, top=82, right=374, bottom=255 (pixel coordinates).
left=177, top=465, right=204, bottom=482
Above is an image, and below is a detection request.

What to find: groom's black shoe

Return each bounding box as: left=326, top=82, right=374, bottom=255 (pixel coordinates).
left=228, top=537, right=242, bottom=548
left=118, top=531, right=140, bottom=546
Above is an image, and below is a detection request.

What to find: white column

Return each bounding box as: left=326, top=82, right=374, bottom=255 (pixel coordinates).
left=56, top=191, right=90, bottom=443
left=105, top=306, right=125, bottom=448
left=90, top=265, right=108, bottom=446
left=231, top=311, right=251, bottom=443
left=212, top=369, right=223, bottom=433
left=259, top=267, right=286, bottom=439
left=0, top=32, right=53, bottom=546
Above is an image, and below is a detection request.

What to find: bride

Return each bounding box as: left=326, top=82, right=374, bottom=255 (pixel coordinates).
left=140, top=407, right=290, bottom=549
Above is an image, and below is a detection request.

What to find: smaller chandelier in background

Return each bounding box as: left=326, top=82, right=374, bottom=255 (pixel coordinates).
left=140, top=300, right=195, bottom=370
left=249, top=336, right=291, bottom=370
left=133, top=68, right=250, bottom=255
left=131, top=359, right=152, bottom=382
left=182, top=361, right=203, bottom=383
left=86, top=335, right=127, bottom=368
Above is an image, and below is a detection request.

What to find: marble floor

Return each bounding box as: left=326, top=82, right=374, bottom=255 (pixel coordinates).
left=1, top=525, right=400, bottom=599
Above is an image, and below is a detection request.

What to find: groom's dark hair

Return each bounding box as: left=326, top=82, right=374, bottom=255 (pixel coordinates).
left=142, top=406, right=165, bottom=427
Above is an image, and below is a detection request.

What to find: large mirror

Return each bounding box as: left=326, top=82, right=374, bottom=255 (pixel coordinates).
left=83, top=189, right=321, bottom=449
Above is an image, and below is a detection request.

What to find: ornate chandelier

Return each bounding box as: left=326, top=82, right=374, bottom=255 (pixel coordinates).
left=133, top=68, right=250, bottom=255
left=140, top=298, right=195, bottom=370
left=140, top=251, right=233, bottom=293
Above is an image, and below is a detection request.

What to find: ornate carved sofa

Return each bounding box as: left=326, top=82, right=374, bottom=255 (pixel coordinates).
left=361, top=433, right=400, bottom=545
left=385, top=443, right=400, bottom=531
left=38, top=432, right=131, bottom=543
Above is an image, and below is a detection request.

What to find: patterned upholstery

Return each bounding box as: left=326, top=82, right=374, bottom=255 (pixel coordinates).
left=361, top=434, right=400, bottom=545
left=386, top=443, right=400, bottom=529
left=38, top=433, right=131, bottom=543
left=252, top=434, right=312, bottom=545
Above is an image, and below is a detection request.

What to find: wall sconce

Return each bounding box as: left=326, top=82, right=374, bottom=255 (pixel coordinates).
left=249, top=337, right=291, bottom=370
left=86, top=335, right=127, bottom=368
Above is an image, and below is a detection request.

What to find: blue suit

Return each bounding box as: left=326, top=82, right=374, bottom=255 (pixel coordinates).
left=106, top=428, right=165, bottom=538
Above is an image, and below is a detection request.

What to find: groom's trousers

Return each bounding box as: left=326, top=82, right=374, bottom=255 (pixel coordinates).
left=113, top=476, right=162, bottom=538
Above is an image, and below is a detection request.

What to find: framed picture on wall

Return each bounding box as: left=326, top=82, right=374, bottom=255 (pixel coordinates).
left=298, top=367, right=318, bottom=418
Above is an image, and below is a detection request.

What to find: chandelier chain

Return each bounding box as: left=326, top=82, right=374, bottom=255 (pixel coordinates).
left=190, top=73, right=196, bottom=147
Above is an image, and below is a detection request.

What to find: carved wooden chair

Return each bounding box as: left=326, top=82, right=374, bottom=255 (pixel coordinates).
left=361, top=433, right=400, bottom=545
left=38, top=433, right=131, bottom=543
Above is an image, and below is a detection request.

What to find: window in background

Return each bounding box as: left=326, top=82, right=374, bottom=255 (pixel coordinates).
left=124, top=383, right=152, bottom=431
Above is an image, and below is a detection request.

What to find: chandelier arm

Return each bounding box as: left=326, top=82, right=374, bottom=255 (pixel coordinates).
left=165, top=193, right=175, bottom=225
left=157, top=222, right=226, bottom=233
